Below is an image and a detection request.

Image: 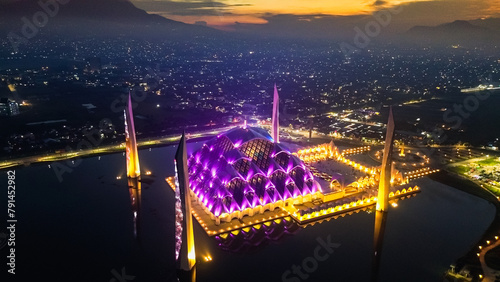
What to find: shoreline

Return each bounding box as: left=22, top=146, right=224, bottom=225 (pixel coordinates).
left=0, top=134, right=216, bottom=171
left=0, top=131, right=350, bottom=171
left=429, top=170, right=500, bottom=280
left=3, top=128, right=499, bottom=279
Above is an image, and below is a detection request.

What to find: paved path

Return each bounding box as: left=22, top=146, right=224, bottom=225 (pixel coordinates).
left=480, top=239, right=500, bottom=282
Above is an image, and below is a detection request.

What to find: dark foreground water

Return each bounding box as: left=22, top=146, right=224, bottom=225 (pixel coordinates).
left=0, top=142, right=495, bottom=282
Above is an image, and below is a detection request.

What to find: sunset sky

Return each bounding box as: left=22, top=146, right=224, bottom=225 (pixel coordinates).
left=130, top=0, right=500, bottom=28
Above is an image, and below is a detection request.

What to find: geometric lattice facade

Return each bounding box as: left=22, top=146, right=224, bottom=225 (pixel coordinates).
left=187, top=127, right=319, bottom=218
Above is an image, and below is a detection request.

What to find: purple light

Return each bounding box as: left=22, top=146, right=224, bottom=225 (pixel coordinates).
left=301, top=186, right=310, bottom=196
left=186, top=127, right=317, bottom=217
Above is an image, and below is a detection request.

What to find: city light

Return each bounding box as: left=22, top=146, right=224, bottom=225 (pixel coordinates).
left=3, top=4, right=498, bottom=279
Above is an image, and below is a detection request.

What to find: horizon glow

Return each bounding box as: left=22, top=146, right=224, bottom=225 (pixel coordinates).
left=131, top=0, right=500, bottom=28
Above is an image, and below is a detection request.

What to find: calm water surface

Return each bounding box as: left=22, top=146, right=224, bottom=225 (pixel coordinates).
left=1, top=142, right=495, bottom=282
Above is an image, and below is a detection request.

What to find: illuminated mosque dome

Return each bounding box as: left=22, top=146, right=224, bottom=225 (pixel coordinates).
left=187, top=126, right=320, bottom=219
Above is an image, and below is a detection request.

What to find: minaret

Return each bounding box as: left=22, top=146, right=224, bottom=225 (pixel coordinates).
left=124, top=92, right=140, bottom=179
left=175, top=132, right=196, bottom=271
left=272, top=84, right=280, bottom=143
left=376, top=106, right=395, bottom=212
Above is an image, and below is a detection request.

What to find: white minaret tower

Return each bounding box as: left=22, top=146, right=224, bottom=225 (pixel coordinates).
left=124, top=92, right=140, bottom=179
left=174, top=132, right=196, bottom=271
left=272, top=84, right=280, bottom=143
left=376, top=106, right=395, bottom=212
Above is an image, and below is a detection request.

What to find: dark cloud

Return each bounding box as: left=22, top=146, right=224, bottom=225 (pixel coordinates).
left=169, top=7, right=236, bottom=16
left=195, top=20, right=207, bottom=26
left=373, top=0, right=387, bottom=6
left=383, top=0, right=499, bottom=28
left=131, top=0, right=251, bottom=16
left=0, top=0, right=20, bottom=4
left=231, top=14, right=370, bottom=39
left=132, top=0, right=500, bottom=28
left=228, top=0, right=498, bottom=39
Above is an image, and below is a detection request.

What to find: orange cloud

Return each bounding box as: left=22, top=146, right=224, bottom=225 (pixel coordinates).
left=133, top=0, right=500, bottom=27
left=160, top=13, right=268, bottom=26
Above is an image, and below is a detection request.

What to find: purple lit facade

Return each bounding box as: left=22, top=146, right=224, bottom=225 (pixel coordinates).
left=187, top=127, right=319, bottom=218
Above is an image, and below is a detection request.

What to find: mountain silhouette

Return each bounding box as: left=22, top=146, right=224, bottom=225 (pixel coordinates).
left=408, top=20, right=486, bottom=34
left=404, top=20, right=497, bottom=47
left=0, top=0, right=179, bottom=23
left=0, top=0, right=217, bottom=39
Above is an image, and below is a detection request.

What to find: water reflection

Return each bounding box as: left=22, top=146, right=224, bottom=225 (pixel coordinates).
left=214, top=217, right=300, bottom=253
left=177, top=266, right=196, bottom=282
left=371, top=211, right=388, bottom=282
left=128, top=177, right=142, bottom=241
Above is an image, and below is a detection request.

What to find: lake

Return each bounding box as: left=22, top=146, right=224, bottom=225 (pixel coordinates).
left=1, top=142, right=495, bottom=282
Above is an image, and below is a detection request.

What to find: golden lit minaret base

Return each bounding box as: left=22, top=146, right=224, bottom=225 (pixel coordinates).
left=272, top=84, right=280, bottom=143
left=124, top=92, right=140, bottom=178
left=376, top=106, right=395, bottom=212
left=329, top=140, right=335, bottom=156
left=175, top=132, right=196, bottom=271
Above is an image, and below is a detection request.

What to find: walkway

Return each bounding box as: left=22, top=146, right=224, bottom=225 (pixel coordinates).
left=479, top=238, right=500, bottom=282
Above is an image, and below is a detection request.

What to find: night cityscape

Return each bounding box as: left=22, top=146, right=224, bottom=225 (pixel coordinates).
left=1, top=0, right=500, bottom=281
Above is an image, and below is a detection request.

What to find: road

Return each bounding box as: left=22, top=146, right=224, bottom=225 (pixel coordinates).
left=479, top=238, right=500, bottom=282
left=0, top=126, right=236, bottom=170
left=1, top=124, right=494, bottom=171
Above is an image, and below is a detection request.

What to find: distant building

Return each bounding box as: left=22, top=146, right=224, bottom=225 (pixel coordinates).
left=0, top=98, right=19, bottom=116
